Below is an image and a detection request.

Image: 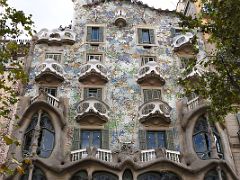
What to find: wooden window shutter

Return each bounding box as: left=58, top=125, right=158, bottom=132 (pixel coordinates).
left=99, top=27, right=104, bottom=42
left=170, top=28, right=176, bottom=38
left=166, top=129, right=175, bottom=150
left=97, top=88, right=102, bottom=100
left=101, top=129, right=109, bottom=149
left=149, top=29, right=155, bottom=44
left=87, top=26, right=92, bottom=42
left=138, top=28, right=143, bottom=44
left=153, top=89, right=161, bottom=100
left=83, top=88, right=88, bottom=99
left=139, top=130, right=146, bottom=150
left=72, top=128, right=81, bottom=150
left=236, top=113, right=240, bottom=126
left=143, top=89, right=152, bottom=102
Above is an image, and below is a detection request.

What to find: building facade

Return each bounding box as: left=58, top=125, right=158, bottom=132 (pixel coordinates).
left=4, top=0, right=240, bottom=179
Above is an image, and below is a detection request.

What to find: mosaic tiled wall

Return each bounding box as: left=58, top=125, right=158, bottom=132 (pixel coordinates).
left=25, top=1, right=206, bottom=151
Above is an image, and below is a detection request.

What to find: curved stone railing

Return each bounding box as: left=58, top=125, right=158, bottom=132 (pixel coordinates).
left=30, top=92, right=60, bottom=108
left=37, top=28, right=76, bottom=45
left=79, top=60, right=108, bottom=81
left=76, top=97, right=109, bottom=119
left=172, top=32, right=194, bottom=50
left=141, top=149, right=180, bottom=163
left=35, top=58, right=65, bottom=81
left=71, top=148, right=112, bottom=162
left=71, top=148, right=180, bottom=163
left=138, top=61, right=160, bottom=78
left=139, top=100, right=171, bottom=120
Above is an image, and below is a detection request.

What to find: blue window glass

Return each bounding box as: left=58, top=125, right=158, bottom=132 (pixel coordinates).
left=142, top=29, right=150, bottom=44
left=147, top=131, right=166, bottom=149
left=20, top=167, right=46, bottom=180
left=81, top=130, right=101, bottom=148
left=93, top=171, right=118, bottom=180
left=71, top=170, right=88, bottom=180
left=138, top=171, right=180, bottom=180
left=193, top=116, right=224, bottom=160
left=91, top=27, right=100, bottom=41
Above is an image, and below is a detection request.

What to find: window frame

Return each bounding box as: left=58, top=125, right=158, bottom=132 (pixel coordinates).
left=142, top=88, right=162, bottom=103
left=42, top=87, right=58, bottom=97
left=137, top=26, right=156, bottom=47
left=146, top=131, right=167, bottom=149
left=80, top=130, right=102, bottom=149
left=83, top=87, right=103, bottom=100
left=141, top=56, right=156, bottom=66
left=45, top=52, right=62, bottom=63
left=86, top=53, right=103, bottom=63
left=85, top=24, right=105, bottom=44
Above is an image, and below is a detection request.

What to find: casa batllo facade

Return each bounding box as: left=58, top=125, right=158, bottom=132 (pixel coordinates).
left=4, top=0, right=240, bottom=179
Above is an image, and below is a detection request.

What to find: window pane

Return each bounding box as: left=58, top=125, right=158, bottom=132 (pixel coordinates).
left=23, top=130, right=34, bottom=155
left=38, top=129, right=55, bottom=158
left=81, top=131, right=90, bottom=148
left=91, top=27, right=99, bottom=41
left=147, top=132, right=156, bottom=149
left=93, top=172, right=118, bottom=180
left=71, top=170, right=88, bottom=180
left=142, top=29, right=150, bottom=44
left=193, top=133, right=207, bottom=153
left=157, top=132, right=166, bottom=148
left=92, top=131, right=101, bottom=148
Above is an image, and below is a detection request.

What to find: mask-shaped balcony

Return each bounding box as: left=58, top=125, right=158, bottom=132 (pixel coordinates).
left=79, top=60, right=108, bottom=84
left=139, top=100, right=172, bottom=126
left=36, top=28, right=76, bottom=45
left=137, top=61, right=165, bottom=86
left=35, top=59, right=65, bottom=83
left=114, top=8, right=127, bottom=28
left=76, top=97, right=109, bottom=125
left=172, top=32, right=195, bottom=53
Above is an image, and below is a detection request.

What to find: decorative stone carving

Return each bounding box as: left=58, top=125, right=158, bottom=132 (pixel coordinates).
left=112, top=143, right=140, bottom=163
left=155, top=148, right=166, bottom=158
left=86, top=147, right=97, bottom=157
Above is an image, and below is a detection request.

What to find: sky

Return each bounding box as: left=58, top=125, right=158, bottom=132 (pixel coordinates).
left=8, top=0, right=179, bottom=32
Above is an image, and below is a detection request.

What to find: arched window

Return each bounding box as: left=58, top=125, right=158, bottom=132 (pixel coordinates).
left=137, top=171, right=180, bottom=180
left=122, top=169, right=133, bottom=180
left=71, top=170, right=88, bottom=180
left=93, top=171, right=118, bottom=180
left=204, top=169, right=227, bottom=180
left=193, top=117, right=211, bottom=159
left=193, top=116, right=224, bottom=160
left=23, top=111, right=55, bottom=158
left=20, top=167, right=46, bottom=180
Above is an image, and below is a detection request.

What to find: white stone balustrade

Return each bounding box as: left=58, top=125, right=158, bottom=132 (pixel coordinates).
left=76, top=97, right=109, bottom=119
left=96, top=149, right=112, bottom=162
left=70, top=148, right=112, bottom=162
left=71, top=149, right=88, bottom=162
left=37, top=28, right=76, bottom=44
left=70, top=148, right=180, bottom=163
left=187, top=96, right=199, bottom=110
left=35, top=59, right=65, bottom=80
left=138, top=61, right=161, bottom=79
left=139, top=100, right=171, bottom=120
left=30, top=93, right=60, bottom=108
left=79, top=60, right=108, bottom=80
left=141, top=149, right=180, bottom=163
left=172, top=32, right=194, bottom=50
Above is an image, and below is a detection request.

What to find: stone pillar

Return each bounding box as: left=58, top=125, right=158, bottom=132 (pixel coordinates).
left=217, top=166, right=223, bottom=180
left=28, top=165, right=34, bottom=180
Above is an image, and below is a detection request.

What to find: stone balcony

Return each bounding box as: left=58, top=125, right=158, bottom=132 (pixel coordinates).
left=137, top=61, right=165, bottom=86
left=79, top=60, right=108, bottom=84
left=70, top=148, right=180, bottom=164
left=76, top=97, right=109, bottom=125
left=37, top=28, right=76, bottom=45
left=183, top=96, right=208, bottom=114
left=138, top=100, right=172, bottom=126
left=172, top=32, right=195, bottom=53
left=35, top=59, right=65, bottom=83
